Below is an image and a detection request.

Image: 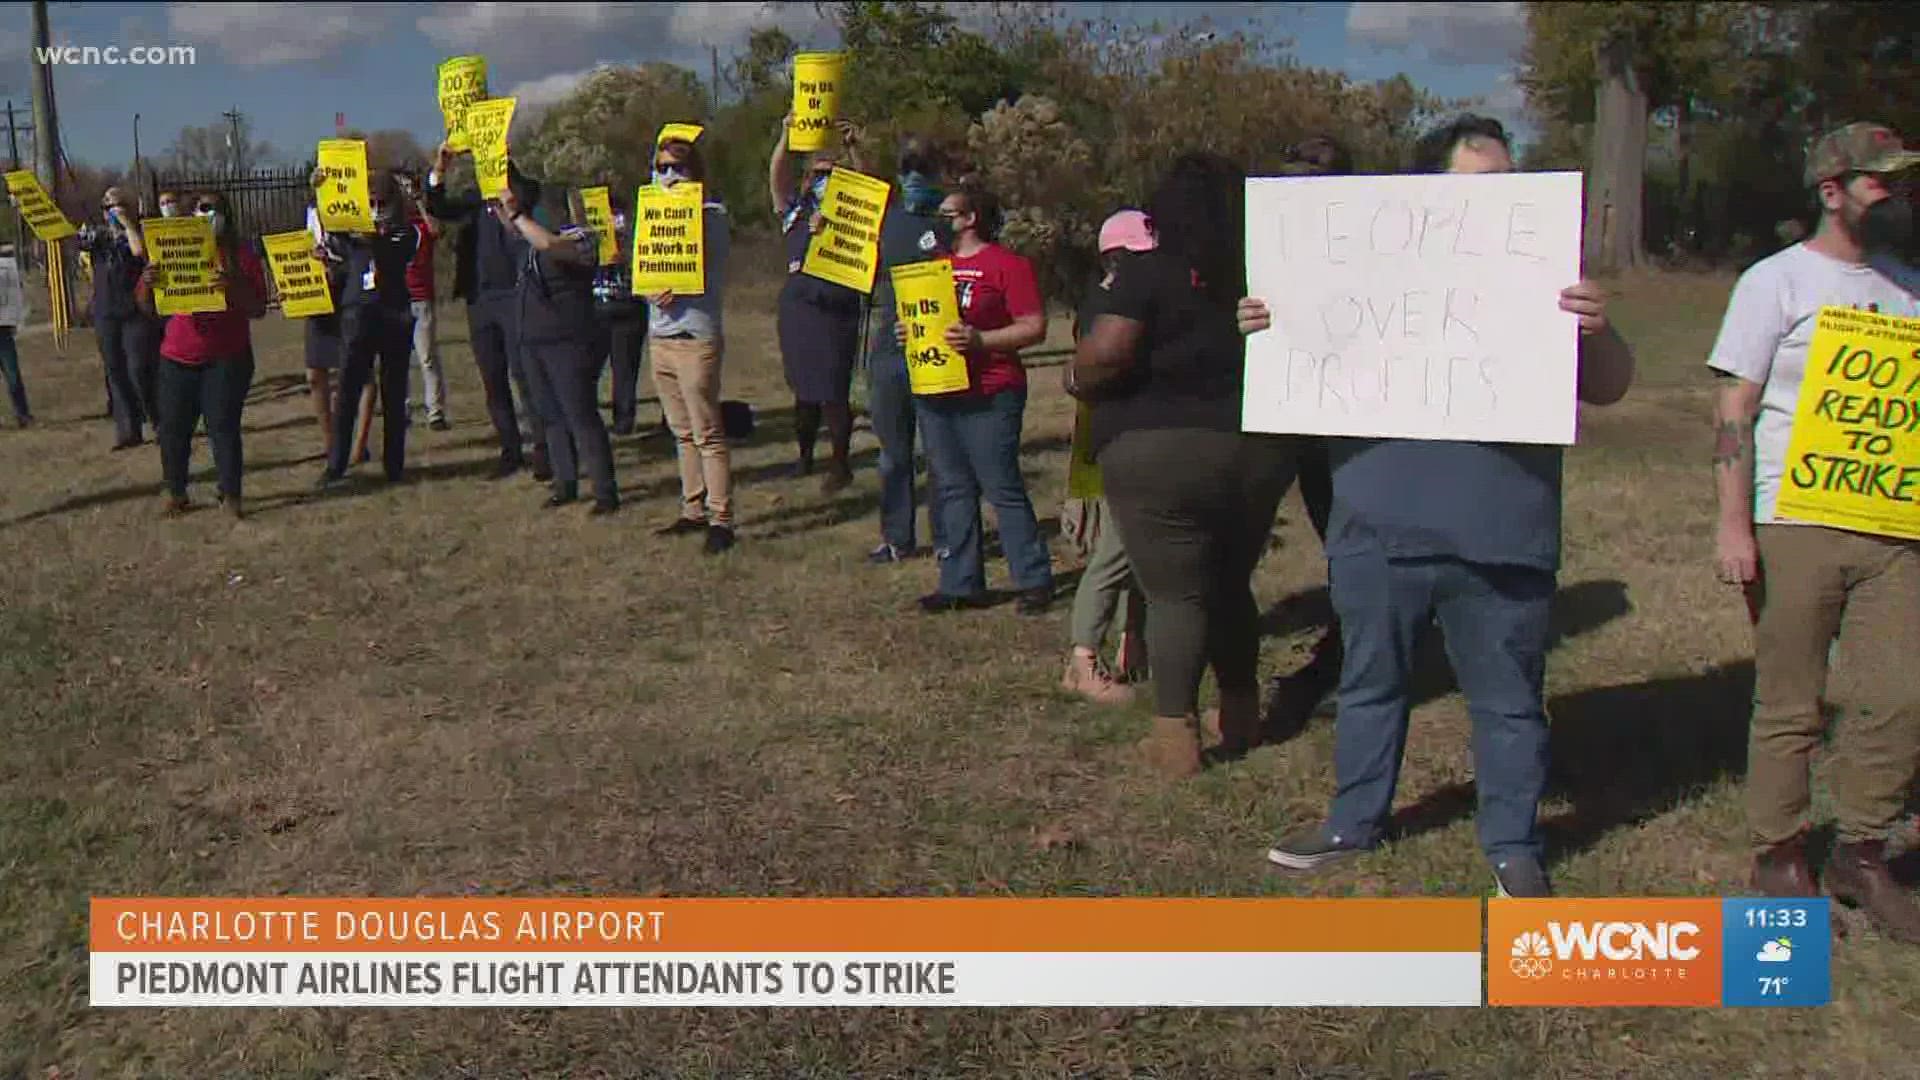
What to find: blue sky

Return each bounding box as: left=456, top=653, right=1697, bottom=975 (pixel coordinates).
left=1, top=2, right=1529, bottom=172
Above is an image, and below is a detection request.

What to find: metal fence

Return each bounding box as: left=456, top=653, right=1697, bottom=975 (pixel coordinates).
left=148, top=162, right=316, bottom=241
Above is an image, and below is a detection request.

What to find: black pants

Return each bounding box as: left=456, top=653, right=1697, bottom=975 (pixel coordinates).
left=1101, top=427, right=1297, bottom=717
left=467, top=296, right=542, bottom=463
left=97, top=313, right=160, bottom=444
left=1296, top=437, right=1333, bottom=543
left=330, top=314, right=413, bottom=480
left=596, top=304, right=647, bottom=433
left=156, top=353, right=254, bottom=500
left=524, top=336, right=617, bottom=503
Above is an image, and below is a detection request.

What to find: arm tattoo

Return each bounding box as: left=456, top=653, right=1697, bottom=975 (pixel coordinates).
left=1712, top=419, right=1749, bottom=469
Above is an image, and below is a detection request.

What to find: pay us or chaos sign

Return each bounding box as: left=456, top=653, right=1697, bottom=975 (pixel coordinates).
left=315, top=139, right=372, bottom=234
left=889, top=258, right=969, bottom=396
left=1776, top=306, right=1920, bottom=539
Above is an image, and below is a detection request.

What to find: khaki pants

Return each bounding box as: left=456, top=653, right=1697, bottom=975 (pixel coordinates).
left=1746, top=524, right=1920, bottom=850
left=651, top=335, right=731, bottom=527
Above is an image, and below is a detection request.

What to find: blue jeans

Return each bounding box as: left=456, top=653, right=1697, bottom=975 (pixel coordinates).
left=1326, top=550, right=1554, bottom=862
left=915, top=388, right=1053, bottom=597
left=868, top=350, right=944, bottom=552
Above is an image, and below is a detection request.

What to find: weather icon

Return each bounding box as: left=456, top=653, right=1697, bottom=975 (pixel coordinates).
left=1756, top=938, right=1793, bottom=963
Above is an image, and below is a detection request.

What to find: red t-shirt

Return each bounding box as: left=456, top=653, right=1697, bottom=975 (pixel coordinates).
left=404, top=218, right=435, bottom=301
left=949, top=243, right=1042, bottom=397
left=159, top=246, right=267, bottom=366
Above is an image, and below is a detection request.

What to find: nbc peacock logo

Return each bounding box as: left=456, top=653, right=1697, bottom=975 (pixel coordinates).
left=1509, top=930, right=1553, bottom=979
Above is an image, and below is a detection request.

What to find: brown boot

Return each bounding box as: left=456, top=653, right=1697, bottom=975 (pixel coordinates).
left=1826, top=839, right=1920, bottom=944
left=1139, top=716, right=1202, bottom=778
left=1062, top=649, right=1135, bottom=706
left=1751, top=835, right=1816, bottom=897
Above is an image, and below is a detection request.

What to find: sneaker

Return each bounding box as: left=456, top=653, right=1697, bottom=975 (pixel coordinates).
left=703, top=525, right=736, bottom=555
left=429, top=417, right=451, bottom=432
left=1062, top=650, right=1135, bottom=706
left=1266, top=826, right=1368, bottom=871
left=656, top=516, right=708, bottom=537
left=543, top=493, right=577, bottom=509
left=314, top=469, right=346, bottom=491
left=1015, top=586, right=1054, bottom=616
left=218, top=493, right=244, bottom=520
left=867, top=543, right=916, bottom=565
left=917, top=591, right=990, bottom=614
left=589, top=498, right=619, bottom=516
left=1493, top=856, right=1554, bottom=898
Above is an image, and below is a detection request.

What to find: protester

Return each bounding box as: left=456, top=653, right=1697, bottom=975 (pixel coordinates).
left=902, top=182, right=1053, bottom=614
left=401, top=171, right=449, bottom=431
left=136, top=190, right=267, bottom=517
left=81, top=185, right=159, bottom=450
left=1060, top=209, right=1156, bottom=707
left=318, top=171, right=419, bottom=488
left=591, top=191, right=649, bottom=436
left=506, top=169, right=617, bottom=514
left=1257, top=115, right=1636, bottom=897
left=1072, top=156, right=1294, bottom=772
left=429, top=143, right=547, bottom=481
left=864, top=132, right=951, bottom=564
left=156, top=190, right=181, bottom=218
left=645, top=136, right=736, bottom=554
left=1708, top=122, right=1920, bottom=940
left=770, top=116, right=866, bottom=491
left=0, top=241, right=30, bottom=427
left=304, top=199, right=352, bottom=462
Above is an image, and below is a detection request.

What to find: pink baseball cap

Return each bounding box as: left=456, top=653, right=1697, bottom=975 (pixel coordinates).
left=1098, top=209, right=1155, bottom=253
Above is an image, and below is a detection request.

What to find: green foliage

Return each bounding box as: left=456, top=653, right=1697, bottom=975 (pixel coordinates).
left=515, top=64, right=709, bottom=206
left=824, top=1, right=1023, bottom=122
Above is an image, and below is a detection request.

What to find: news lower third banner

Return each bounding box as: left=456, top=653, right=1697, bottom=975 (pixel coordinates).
left=91, top=898, right=1482, bottom=1007
left=89, top=897, right=1831, bottom=1007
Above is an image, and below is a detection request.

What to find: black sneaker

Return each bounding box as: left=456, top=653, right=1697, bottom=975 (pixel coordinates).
left=429, top=417, right=451, bottom=432
left=543, top=493, right=577, bottom=509
left=1493, top=856, right=1554, bottom=898
left=918, top=591, right=990, bottom=614
left=1265, top=826, right=1369, bottom=871
left=1015, top=586, right=1053, bottom=616
left=867, top=543, right=917, bottom=565
left=703, top=525, right=736, bottom=555
left=314, top=469, right=346, bottom=491
left=656, top=517, right=707, bottom=537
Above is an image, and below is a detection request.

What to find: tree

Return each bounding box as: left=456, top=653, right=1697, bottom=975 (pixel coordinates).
left=515, top=64, right=708, bottom=203
left=363, top=129, right=431, bottom=174
left=726, top=27, right=797, bottom=99
left=822, top=1, right=1023, bottom=123
left=162, top=116, right=278, bottom=175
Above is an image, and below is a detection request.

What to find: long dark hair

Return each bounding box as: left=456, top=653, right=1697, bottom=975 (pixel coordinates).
left=1145, top=151, right=1245, bottom=305
left=195, top=190, right=241, bottom=254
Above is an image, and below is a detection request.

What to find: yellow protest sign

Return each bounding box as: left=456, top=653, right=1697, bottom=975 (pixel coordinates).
left=437, top=55, right=487, bottom=151
left=5, top=170, right=75, bottom=240
left=890, top=258, right=970, bottom=396
left=1068, top=403, right=1103, bottom=498
left=141, top=216, right=225, bottom=316
left=631, top=182, right=706, bottom=297
left=578, top=186, right=618, bottom=266
left=801, top=167, right=889, bottom=293
left=789, top=52, right=846, bottom=152
left=261, top=230, right=335, bottom=319
left=315, top=139, right=373, bottom=234
left=657, top=123, right=704, bottom=147
left=1776, top=306, right=1920, bottom=539
left=464, top=98, right=516, bottom=199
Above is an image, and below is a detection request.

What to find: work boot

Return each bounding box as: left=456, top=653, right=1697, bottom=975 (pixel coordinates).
left=1826, top=839, right=1920, bottom=944
left=1061, top=649, right=1134, bottom=706
left=1751, top=835, right=1816, bottom=897
left=1139, top=715, right=1202, bottom=778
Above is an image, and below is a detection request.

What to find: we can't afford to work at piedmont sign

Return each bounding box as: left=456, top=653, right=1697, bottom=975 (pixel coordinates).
left=1243, top=171, right=1584, bottom=446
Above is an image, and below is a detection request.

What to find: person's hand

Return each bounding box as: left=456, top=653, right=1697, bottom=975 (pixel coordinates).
left=311, top=243, right=331, bottom=262
left=777, top=112, right=794, bottom=140
left=1559, top=279, right=1609, bottom=336
left=808, top=211, right=825, bottom=235
left=893, top=321, right=908, bottom=349
left=649, top=290, right=675, bottom=308
left=1715, top=521, right=1759, bottom=586
left=210, top=264, right=229, bottom=291
left=435, top=142, right=456, bottom=173
left=141, top=264, right=166, bottom=289
left=1237, top=297, right=1271, bottom=336
left=310, top=166, right=327, bottom=190
left=944, top=322, right=982, bottom=353
left=836, top=119, right=862, bottom=147
left=496, top=186, right=522, bottom=222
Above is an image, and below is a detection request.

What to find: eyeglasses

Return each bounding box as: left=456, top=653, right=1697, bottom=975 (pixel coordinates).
left=937, top=209, right=964, bottom=220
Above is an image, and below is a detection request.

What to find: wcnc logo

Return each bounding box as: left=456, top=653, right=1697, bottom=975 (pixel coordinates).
left=1489, top=900, right=1722, bottom=1006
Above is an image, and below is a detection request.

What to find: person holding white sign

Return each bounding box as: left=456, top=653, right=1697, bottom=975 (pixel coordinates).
left=1707, top=122, right=1920, bottom=941
left=1258, top=116, right=1635, bottom=897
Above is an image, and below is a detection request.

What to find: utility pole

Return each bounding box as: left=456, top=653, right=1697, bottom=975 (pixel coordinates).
left=223, top=106, right=243, bottom=174
left=30, top=0, right=66, bottom=292
left=710, top=43, right=721, bottom=117
left=5, top=100, right=28, bottom=272
left=133, top=113, right=143, bottom=213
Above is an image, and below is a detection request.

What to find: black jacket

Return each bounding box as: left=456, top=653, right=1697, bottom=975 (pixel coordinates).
left=426, top=182, right=525, bottom=304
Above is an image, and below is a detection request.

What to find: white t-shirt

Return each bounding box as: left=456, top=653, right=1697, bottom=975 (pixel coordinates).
left=1706, top=243, right=1920, bottom=524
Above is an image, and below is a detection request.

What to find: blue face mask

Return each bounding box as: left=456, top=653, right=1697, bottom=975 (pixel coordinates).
left=807, top=174, right=830, bottom=202
left=898, top=171, right=943, bottom=215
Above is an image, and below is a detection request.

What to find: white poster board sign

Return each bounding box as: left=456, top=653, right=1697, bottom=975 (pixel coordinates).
left=1242, top=171, right=1584, bottom=445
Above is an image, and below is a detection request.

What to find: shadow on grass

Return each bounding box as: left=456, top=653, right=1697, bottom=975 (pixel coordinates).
left=244, top=372, right=308, bottom=405
left=0, top=453, right=329, bottom=529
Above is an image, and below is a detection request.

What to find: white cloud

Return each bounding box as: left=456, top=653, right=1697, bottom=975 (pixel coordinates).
left=167, top=2, right=388, bottom=66
left=1757, top=939, right=1792, bottom=963
left=419, top=1, right=830, bottom=69
left=1347, top=1, right=1527, bottom=66
left=1478, top=70, right=1528, bottom=122
left=504, top=65, right=608, bottom=108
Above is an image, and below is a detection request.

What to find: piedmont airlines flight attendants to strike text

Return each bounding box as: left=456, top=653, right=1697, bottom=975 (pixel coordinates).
left=136, top=190, right=268, bottom=518
left=1709, top=121, right=1920, bottom=943
left=1248, top=115, right=1636, bottom=898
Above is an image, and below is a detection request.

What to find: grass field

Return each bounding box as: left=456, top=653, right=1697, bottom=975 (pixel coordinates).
left=3, top=251, right=1917, bottom=1078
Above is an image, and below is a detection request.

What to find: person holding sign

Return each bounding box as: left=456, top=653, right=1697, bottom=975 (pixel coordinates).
left=79, top=186, right=161, bottom=450
left=588, top=191, right=650, bottom=436
left=899, top=182, right=1053, bottom=614
left=645, top=137, right=737, bottom=555
left=135, top=191, right=267, bottom=519
left=0, top=241, right=32, bottom=427
left=1257, top=116, right=1635, bottom=898
left=317, top=172, right=421, bottom=489
left=770, top=114, right=867, bottom=491
left=1707, top=121, right=1920, bottom=940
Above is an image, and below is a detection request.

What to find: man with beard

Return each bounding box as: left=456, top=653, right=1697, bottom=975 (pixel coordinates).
left=1708, top=122, right=1920, bottom=942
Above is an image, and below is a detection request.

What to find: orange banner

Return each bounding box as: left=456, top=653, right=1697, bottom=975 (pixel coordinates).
left=1488, top=898, right=1724, bottom=1007
left=91, top=898, right=1480, bottom=953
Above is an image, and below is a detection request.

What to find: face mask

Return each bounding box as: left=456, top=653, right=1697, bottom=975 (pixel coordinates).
left=158, top=204, right=179, bottom=218
left=1859, top=195, right=1914, bottom=256
left=653, top=167, right=686, bottom=186
left=899, top=171, right=943, bottom=215
left=196, top=209, right=223, bottom=233
left=808, top=174, right=830, bottom=202
left=930, top=218, right=956, bottom=251
left=612, top=213, right=629, bottom=233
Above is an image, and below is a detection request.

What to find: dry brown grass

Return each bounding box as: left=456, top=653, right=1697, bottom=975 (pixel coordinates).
left=2, top=257, right=1916, bottom=1078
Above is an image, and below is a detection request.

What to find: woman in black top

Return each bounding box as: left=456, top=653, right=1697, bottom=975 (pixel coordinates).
left=81, top=186, right=161, bottom=450
left=317, top=171, right=419, bottom=487
left=1072, top=153, right=1297, bottom=777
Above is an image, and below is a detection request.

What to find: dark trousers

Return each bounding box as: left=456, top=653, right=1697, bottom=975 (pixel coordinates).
left=524, top=336, right=617, bottom=503
left=1101, top=427, right=1296, bottom=717
left=1296, top=437, right=1333, bottom=542
left=97, top=313, right=160, bottom=443
left=0, top=327, right=28, bottom=421
left=329, top=314, right=413, bottom=480
left=467, top=295, right=541, bottom=463
left=915, top=388, right=1052, bottom=597
left=596, top=304, right=647, bottom=433
left=156, top=353, right=253, bottom=499
left=867, top=351, right=943, bottom=552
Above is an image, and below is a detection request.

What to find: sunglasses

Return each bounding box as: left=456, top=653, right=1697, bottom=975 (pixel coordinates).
left=195, top=203, right=218, bottom=213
